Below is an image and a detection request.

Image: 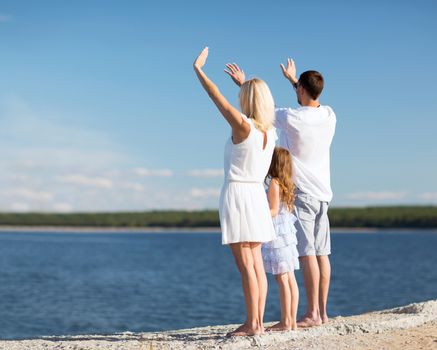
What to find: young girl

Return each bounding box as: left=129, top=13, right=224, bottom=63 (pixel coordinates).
left=262, top=147, right=300, bottom=331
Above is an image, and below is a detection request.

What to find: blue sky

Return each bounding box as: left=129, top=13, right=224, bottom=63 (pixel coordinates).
left=1, top=0, right=436, bottom=212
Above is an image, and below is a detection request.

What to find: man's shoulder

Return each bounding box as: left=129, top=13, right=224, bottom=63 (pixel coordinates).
left=322, top=104, right=335, bottom=113
left=303, top=105, right=337, bottom=123
left=321, top=105, right=337, bottom=122
left=275, top=107, right=302, bottom=120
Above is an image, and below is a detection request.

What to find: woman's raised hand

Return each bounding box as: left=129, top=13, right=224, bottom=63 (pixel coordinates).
left=193, top=47, right=209, bottom=70
left=193, top=49, right=247, bottom=138
left=224, top=63, right=246, bottom=87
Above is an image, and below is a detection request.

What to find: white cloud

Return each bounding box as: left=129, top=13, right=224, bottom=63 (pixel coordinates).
left=0, top=95, right=219, bottom=212
left=187, top=168, right=223, bottom=177
left=121, top=182, right=145, bottom=192
left=418, top=192, right=437, bottom=201
left=345, top=191, right=408, bottom=201
left=103, top=169, right=122, bottom=177
left=190, top=187, right=221, bottom=198
left=7, top=174, right=30, bottom=182
left=57, top=174, right=113, bottom=189
left=52, top=202, right=73, bottom=213
left=10, top=202, right=30, bottom=212
left=4, top=188, right=54, bottom=202
left=0, top=188, right=58, bottom=212
left=133, top=167, right=173, bottom=177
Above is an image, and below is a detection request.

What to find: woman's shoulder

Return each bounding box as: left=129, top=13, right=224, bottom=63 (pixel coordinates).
left=240, top=113, right=250, bottom=122
left=240, top=113, right=254, bottom=131
left=267, top=126, right=278, bottom=145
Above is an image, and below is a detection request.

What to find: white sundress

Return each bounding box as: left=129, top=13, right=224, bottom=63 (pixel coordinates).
left=262, top=203, right=300, bottom=274
left=219, top=115, right=277, bottom=245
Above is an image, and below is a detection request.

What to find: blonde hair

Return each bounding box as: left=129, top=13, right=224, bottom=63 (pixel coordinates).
left=239, top=78, right=275, bottom=132
left=266, top=147, right=295, bottom=211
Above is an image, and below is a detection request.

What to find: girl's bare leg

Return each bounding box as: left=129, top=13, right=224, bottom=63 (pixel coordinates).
left=228, top=242, right=261, bottom=336
left=288, top=271, right=299, bottom=330
left=251, top=243, right=267, bottom=333
left=267, top=273, right=292, bottom=331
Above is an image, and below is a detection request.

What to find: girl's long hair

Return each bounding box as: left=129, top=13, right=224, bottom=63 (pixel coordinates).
left=239, top=78, right=275, bottom=132
left=266, top=147, right=295, bottom=211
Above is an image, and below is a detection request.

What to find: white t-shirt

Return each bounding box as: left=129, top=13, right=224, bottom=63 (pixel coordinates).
left=275, top=105, right=336, bottom=202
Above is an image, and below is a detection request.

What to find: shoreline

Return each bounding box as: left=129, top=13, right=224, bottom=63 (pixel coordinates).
left=0, top=225, right=222, bottom=233
left=1, top=299, right=436, bottom=349
left=0, top=225, right=436, bottom=234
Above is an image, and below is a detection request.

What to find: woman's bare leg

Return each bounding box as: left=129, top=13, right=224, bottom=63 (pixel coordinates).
left=251, top=243, right=267, bottom=333
left=228, top=242, right=261, bottom=336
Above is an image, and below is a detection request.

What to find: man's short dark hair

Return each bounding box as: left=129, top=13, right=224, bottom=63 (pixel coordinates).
left=298, top=70, right=324, bottom=100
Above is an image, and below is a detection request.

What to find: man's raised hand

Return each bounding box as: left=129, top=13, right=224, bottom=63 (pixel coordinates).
left=224, top=63, right=245, bottom=87
left=280, top=58, right=298, bottom=84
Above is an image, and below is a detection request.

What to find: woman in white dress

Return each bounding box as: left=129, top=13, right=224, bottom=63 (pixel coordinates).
left=193, top=47, right=276, bottom=336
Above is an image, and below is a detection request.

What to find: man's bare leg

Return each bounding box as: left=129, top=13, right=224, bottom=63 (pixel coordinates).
left=297, top=255, right=322, bottom=327
left=227, top=242, right=261, bottom=336
left=317, top=255, right=331, bottom=323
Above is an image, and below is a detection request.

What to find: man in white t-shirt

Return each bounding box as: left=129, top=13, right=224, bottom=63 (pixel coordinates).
left=225, top=60, right=336, bottom=327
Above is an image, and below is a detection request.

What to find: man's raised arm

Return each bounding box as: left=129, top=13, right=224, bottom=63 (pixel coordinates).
left=224, top=63, right=246, bottom=87
left=223, top=61, right=294, bottom=130
left=280, top=58, right=298, bottom=90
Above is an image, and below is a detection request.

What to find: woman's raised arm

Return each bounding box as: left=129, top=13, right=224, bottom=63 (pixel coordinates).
left=193, top=47, right=249, bottom=142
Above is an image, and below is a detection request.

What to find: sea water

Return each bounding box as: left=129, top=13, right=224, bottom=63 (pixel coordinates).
left=0, top=230, right=436, bottom=339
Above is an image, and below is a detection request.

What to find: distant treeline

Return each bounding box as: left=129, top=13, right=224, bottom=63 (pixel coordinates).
left=0, top=206, right=436, bottom=228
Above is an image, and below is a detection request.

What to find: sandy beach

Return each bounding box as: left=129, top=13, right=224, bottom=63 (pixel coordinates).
left=1, top=299, right=436, bottom=350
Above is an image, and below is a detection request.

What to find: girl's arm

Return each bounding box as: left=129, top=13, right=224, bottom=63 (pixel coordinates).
left=267, top=178, right=280, bottom=217
left=193, top=47, right=250, bottom=144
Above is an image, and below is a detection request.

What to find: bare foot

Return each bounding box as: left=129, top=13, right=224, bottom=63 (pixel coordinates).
left=321, top=315, right=329, bottom=324
left=226, top=324, right=260, bottom=337
left=266, top=322, right=292, bottom=332
left=297, top=316, right=322, bottom=328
